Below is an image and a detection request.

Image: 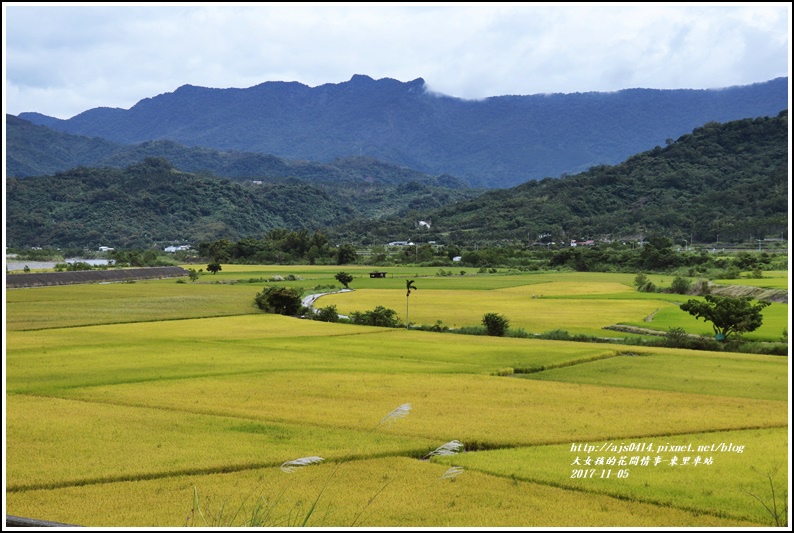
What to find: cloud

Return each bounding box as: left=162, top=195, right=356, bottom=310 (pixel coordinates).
left=3, top=3, right=790, bottom=119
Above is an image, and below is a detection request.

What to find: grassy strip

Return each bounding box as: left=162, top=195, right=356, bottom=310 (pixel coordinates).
left=500, top=351, right=622, bottom=375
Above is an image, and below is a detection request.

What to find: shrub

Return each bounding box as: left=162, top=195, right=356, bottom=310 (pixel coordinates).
left=482, top=312, right=509, bottom=336
left=723, top=266, right=741, bottom=279
left=505, top=327, right=532, bottom=339
left=314, top=305, right=340, bottom=323
left=669, top=276, right=691, bottom=294
left=349, top=306, right=401, bottom=328
left=537, top=329, right=572, bottom=341
left=637, top=280, right=657, bottom=293
left=663, top=327, right=689, bottom=348
left=451, top=325, right=487, bottom=336
left=415, top=320, right=449, bottom=332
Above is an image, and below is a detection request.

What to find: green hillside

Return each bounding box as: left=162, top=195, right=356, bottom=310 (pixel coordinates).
left=330, top=112, right=789, bottom=246
left=5, top=157, right=478, bottom=249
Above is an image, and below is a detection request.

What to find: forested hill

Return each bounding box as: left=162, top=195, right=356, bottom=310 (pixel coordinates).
left=16, top=75, right=788, bottom=188
left=329, top=112, right=789, bottom=245
left=5, top=156, right=479, bottom=249
left=5, top=114, right=465, bottom=189
left=6, top=114, right=124, bottom=176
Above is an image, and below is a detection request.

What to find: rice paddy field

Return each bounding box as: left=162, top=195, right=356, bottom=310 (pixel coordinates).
left=4, top=266, right=790, bottom=527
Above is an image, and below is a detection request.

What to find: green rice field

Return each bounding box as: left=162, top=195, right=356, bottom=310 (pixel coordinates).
left=4, top=266, right=790, bottom=527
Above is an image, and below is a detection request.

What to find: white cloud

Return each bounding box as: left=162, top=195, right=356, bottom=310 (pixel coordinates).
left=3, top=3, right=790, bottom=119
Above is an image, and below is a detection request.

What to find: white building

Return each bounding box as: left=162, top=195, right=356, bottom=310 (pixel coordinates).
left=164, top=245, right=192, bottom=253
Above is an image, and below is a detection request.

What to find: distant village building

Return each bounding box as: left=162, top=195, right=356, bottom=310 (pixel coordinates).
left=98, top=246, right=114, bottom=252
left=164, top=245, right=192, bottom=253
left=418, top=220, right=431, bottom=229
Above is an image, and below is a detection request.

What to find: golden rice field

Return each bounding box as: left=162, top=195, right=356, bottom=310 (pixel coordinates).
left=4, top=267, right=790, bottom=527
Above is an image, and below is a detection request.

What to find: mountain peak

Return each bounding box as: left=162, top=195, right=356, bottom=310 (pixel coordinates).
left=349, top=74, right=375, bottom=83
left=346, top=74, right=426, bottom=90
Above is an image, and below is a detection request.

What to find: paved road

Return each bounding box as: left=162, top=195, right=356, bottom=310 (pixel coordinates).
left=302, top=288, right=353, bottom=317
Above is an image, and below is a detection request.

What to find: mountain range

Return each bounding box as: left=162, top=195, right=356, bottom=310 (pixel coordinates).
left=6, top=111, right=788, bottom=249
left=14, top=74, right=788, bottom=188
left=5, top=114, right=467, bottom=189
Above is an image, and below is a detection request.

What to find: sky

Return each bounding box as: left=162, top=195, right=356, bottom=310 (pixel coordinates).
left=2, top=2, right=792, bottom=120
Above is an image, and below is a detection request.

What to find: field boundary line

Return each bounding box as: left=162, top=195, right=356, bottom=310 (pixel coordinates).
left=6, top=448, right=430, bottom=493
left=510, top=350, right=622, bottom=375
left=6, top=313, right=262, bottom=332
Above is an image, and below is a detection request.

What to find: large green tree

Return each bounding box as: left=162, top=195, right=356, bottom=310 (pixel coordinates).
left=255, top=286, right=303, bottom=316
left=679, top=295, right=771, bottom=340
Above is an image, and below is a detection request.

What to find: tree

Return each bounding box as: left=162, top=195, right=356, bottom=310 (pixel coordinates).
left=639, top=237, right=677, bottom=270
left=207, top=239, right=232, bottom=262
left=187, top=268, right=201, bottom=282
left=405, top=280, right=417, bottom=329
left=335, top=272, right=354, bottom=289
left=482, top=312, right=510, bottom=336
left=336, top=244, right=358, bottom=265
left=255, top=286, right=303, bottom=316
left=680, top=295, right=771, bottom=341
left=207, top=261, right=222, bottom=275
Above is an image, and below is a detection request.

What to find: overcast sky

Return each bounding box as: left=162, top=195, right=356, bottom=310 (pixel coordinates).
left=3, top=2, right=791, bottom=119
